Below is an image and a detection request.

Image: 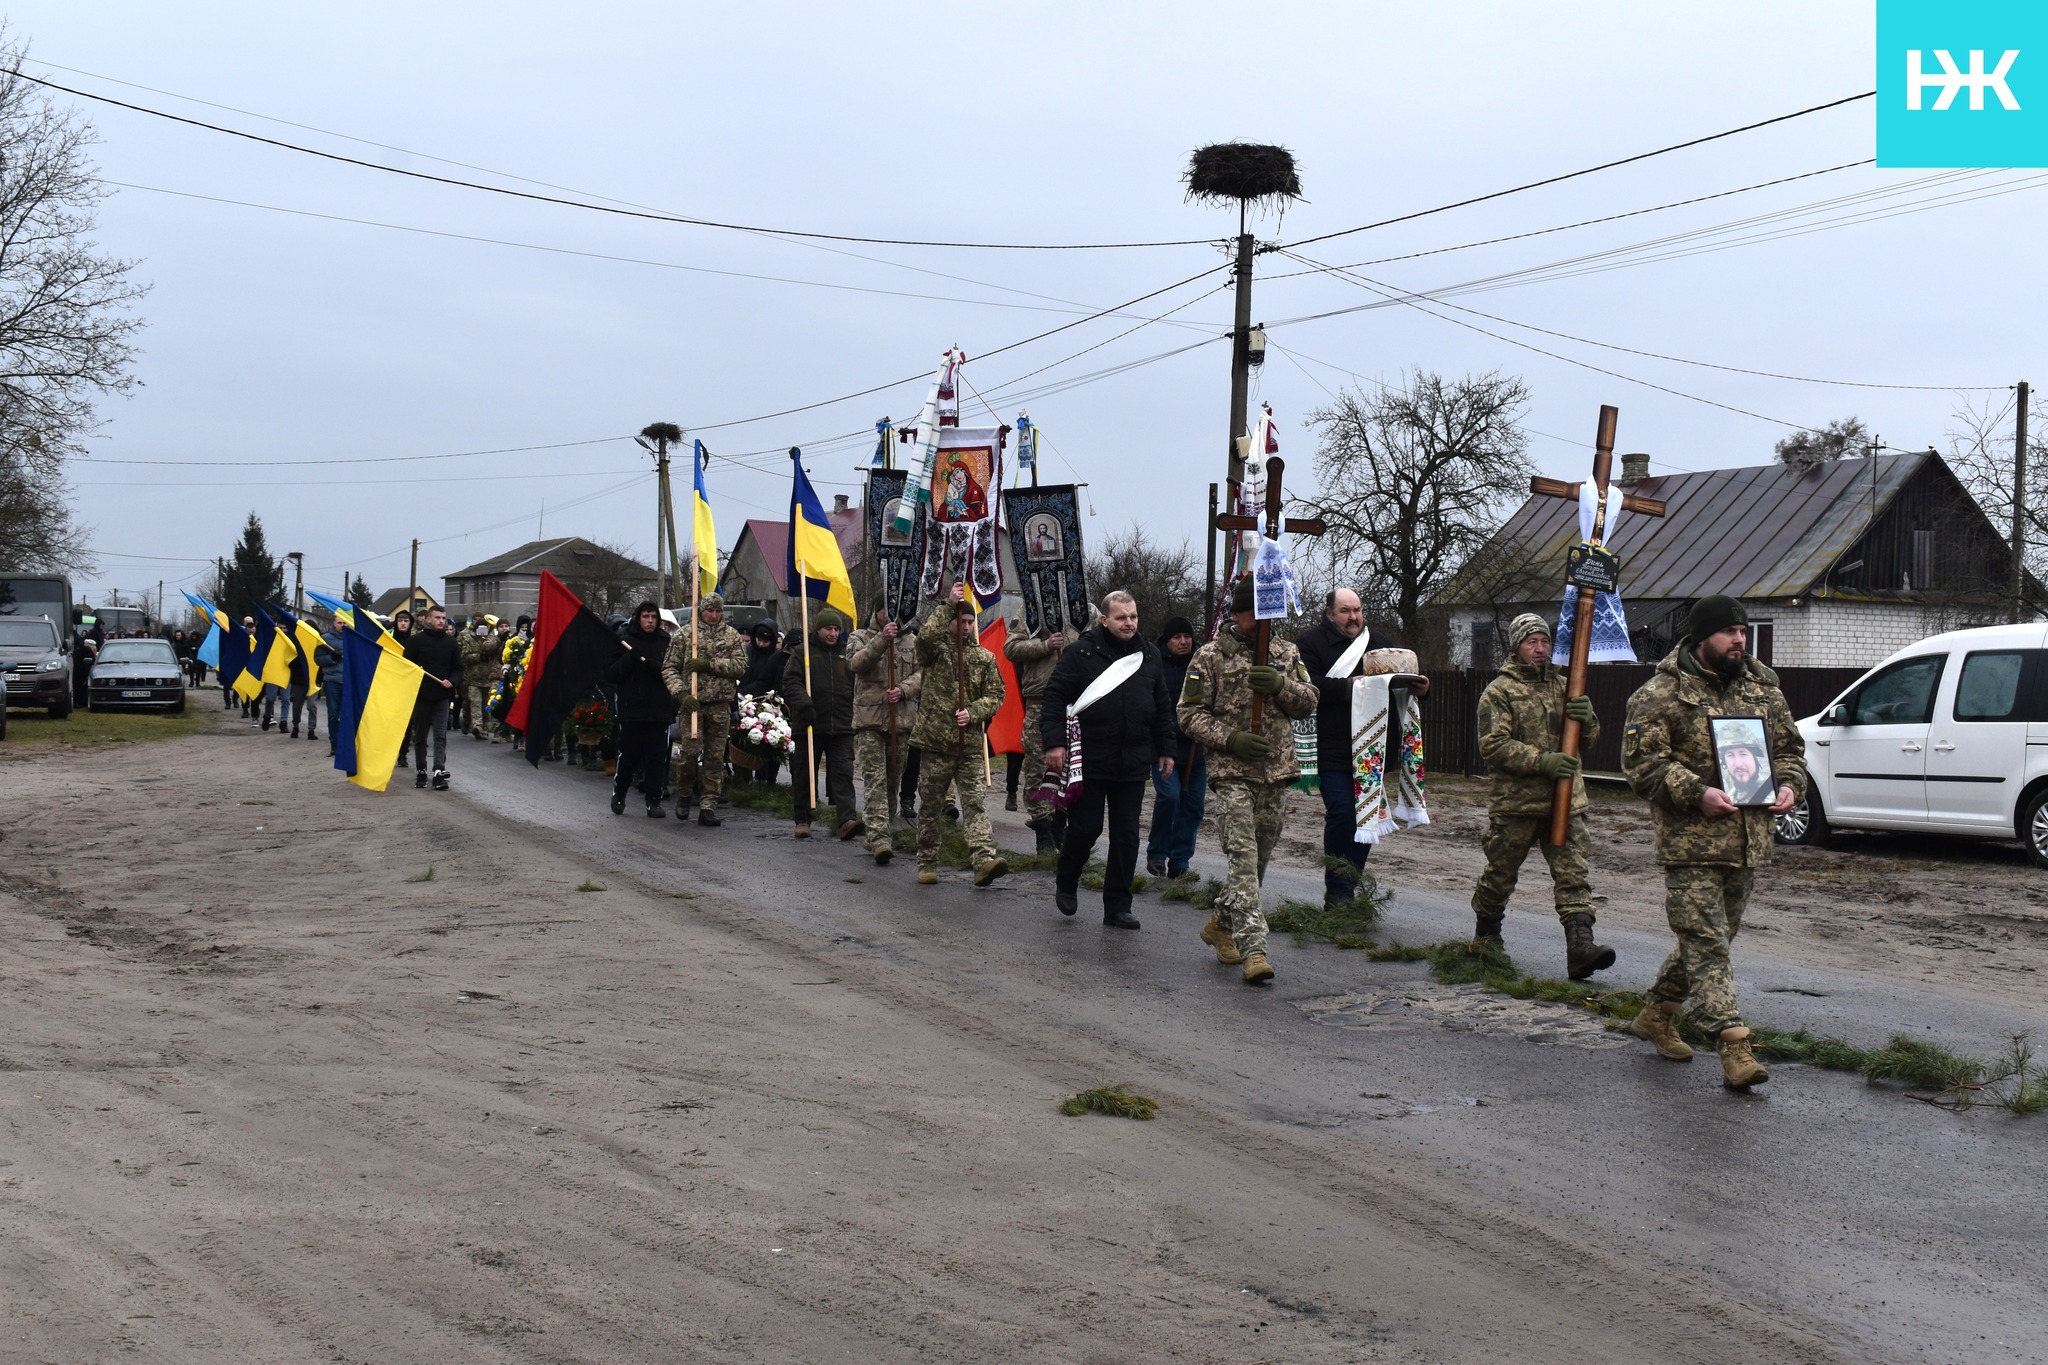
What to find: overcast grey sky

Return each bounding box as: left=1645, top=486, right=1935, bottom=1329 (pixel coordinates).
left=12, top=1, right=2036, bottom=612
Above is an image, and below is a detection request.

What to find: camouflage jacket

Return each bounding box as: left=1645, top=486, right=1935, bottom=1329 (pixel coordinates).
left=911, top=603, right=1005, bottom=752
left=1002, top=631, right=1063, bottom=703
left=848, top=625, right=921, bottom=734
left=1623, top=645, right=1808, bottom=868
left=1478, top=661, right=1600, bottom=816
left=661, top=615, right=748, bottom=706
left=458, top=627, right=502, bottom=682
left=1176, top=624, right=1318, bottom=785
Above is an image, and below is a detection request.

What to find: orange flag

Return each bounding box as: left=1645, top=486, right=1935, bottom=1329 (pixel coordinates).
left=979, top=615, right=1024, bottom=756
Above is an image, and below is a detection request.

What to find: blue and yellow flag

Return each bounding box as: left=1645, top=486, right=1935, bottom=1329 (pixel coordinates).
left=269, top=601, right=326, bottom=690
left=183, top=591, right=224, bottom=669
left=334, top=608, right=425, bottom=792
left=251, top=603, right=296, bottom=690
left=692, top=440, right=719, bottom=597
left=311, top=589, right=400, bottom=656
left=787, top=447, right=856, bottom=619
left=220, top=613, right=262, bottom=702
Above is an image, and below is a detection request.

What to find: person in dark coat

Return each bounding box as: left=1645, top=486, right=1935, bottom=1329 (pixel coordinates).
left=605, top=602, right=676, bottom=817
left=734, top=619, right=786, bottom=786
left=1294, top=588, right=1430, bottom=907
left=401, top=606, right=463, bottom=790
left=781, top=607, right=860, bottom=839
left=1145, top=615, right=1207, bottom=879
left=1040, top=591, right=1176, bottom=929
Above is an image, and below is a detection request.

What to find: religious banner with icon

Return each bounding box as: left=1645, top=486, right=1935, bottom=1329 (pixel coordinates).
left=864, top=468, right=926, bottom=626
left=1003, top=484, right=1088, bottom=635
left=918, top=425, right=1005, bottom=602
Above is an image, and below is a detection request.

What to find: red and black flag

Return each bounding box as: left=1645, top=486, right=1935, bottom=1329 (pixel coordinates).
left=508, top=571, right=621, bottom=767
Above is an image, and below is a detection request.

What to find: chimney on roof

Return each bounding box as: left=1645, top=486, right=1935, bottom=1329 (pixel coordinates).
left=1619, top=452, right=1651, bottom=483
left=833, top=493, right=849, bottom=514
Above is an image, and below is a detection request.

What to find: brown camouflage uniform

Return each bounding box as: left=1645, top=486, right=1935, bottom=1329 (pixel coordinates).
left=1623, top=645, right=1808, bottom=1034
left=849, top=618, right=922, bottom=853
left=1175, top=623, right=1318, bottom=958
left=662, top=606, right=749, bottom=812
left=457, top=625, right=497, bottom=736
left=912, top=603, right=1005, bottom=872
left=1471, top=659, right=1601, bottom=925
left=1002, top=630, right=1063, bottom=826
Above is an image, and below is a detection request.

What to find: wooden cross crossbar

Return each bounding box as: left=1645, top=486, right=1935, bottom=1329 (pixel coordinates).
left=1525, top=405, right=1668, bottom=844
left=1214, top=456, right=1324, bottom=729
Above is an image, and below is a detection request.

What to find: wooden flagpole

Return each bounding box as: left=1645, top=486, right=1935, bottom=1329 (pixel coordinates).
left=798, top=568, right=815, bottom=820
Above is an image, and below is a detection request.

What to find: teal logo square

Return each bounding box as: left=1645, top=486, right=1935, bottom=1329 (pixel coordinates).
left=1878, top=0, right=2048, bottom=166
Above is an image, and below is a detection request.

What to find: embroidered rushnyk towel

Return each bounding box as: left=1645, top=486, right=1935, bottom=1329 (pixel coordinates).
left=1350, top=675, right=1429, bottom=844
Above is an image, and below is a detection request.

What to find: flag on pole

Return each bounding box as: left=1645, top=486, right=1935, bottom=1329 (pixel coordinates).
left=787, top=447, right=857, bottom=619
left=251, top=603, right=296, bottom=690
left=691, top=440, right=719, bottom=597
left=506, top=570, right=620, bottom=764
left=220, top=612, right=261, bottom=701
left=270, top=600, right=326, bottom=690
left=333, top=608, right=425, bottom=791
left=980, top=614, right=1024, bottom=756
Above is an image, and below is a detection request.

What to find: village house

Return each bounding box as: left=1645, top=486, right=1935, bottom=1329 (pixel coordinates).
left=441, top=537, right=658, bottom=623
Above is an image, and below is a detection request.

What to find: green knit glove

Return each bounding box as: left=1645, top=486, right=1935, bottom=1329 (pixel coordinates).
left=1246, top=665, right=1282, bottom=695
left=1565, top=695, right=1595, bottom=725
left=686, top=655, right=714, bottom=673
left=677, top=694, right=702, bottom=715
left=1537, top=751, right=1581, bottom=780
left=1226, top=730, right=1272, bottom=761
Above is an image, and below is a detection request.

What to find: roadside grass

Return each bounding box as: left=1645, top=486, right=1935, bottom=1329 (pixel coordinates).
left=725, top=781, right=795, bottom=818
left=1057, top=1084, right=1158, bottom=1120
left=575, top=880, right=605, bottom=893
left=406, top=866, right=437, bottom=884
left=1268, top=868, right=1391, bottom=949
left=1158, top=876, right=1224, bottom=910
left=1, top=708, right=207, bottom=756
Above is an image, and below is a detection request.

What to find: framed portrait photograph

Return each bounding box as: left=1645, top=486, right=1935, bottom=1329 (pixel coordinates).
left=1710, top=715, right=1777, bottom=807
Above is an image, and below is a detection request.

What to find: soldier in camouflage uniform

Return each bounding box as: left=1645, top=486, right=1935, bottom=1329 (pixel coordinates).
left=911, top=585, right=1008, bottom=888
left=457, top=616, right=500, bottom=739
left=1622, top=595, right=1806, bottom=1089
left=1471, top=612, right=1616, bottom=980
left=662, top=593, right=749, bottom=826
left=1175, top=574, right=1319, bottom=985
left=1003, top=624, right=1066, bottom=853
left=849, top=606, right=922, bottom=865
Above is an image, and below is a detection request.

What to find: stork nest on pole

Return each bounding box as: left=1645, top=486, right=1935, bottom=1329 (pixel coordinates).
left=1183, top=142, right=1302, bottom=210
left=639, top=421, right=684, bottom=446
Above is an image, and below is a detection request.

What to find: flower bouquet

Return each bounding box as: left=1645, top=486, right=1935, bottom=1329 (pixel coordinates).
left=567, top=695, right=612, bottom=770
left=729, top=693, right=795, bottom=769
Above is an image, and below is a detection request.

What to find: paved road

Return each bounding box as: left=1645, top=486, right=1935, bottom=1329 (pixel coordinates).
left=459, top=745, right=2048, bottom=1364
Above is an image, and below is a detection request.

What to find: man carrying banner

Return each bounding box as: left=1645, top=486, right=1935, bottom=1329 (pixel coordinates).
left=662, top=592, right=748, bottom=827
left=849, top=604, right=921, bottom=864
left=609, top=602, right=676, bottom=818
left=1176, top=574, right=1318, bottom=984
left=1004, top=623, right=1066, bottom=854
left=912, top=585, right=1007, bottom=887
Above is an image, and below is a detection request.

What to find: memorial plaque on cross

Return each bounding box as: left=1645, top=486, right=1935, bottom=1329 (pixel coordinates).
left=1215, top=455, right=1324, bottom=728
left=1526, top=405, right=1667, bottom=845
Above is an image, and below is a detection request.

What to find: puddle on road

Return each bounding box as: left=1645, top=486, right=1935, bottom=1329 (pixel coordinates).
left=1298, top=982, right=1631, bottom=1050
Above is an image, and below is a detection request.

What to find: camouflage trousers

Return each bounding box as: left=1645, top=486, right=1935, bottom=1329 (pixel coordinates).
left=1647, top=864, right=1754, bottom=1035
left=1209, top=778, right=1286, bottom=959
left=854, top=728, right=908, bottom=851
left=464, top=683, right=493, bottom=734
left=670, top=703, right=731, bottom=810
left=1020, top=700, right=1055, bottom=826
left=916, top=744, right=995, bottom=871
left=1470, top=812, right=1594, bottom=924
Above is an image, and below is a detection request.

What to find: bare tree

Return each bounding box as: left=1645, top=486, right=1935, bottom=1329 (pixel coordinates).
left=1774, top=416, right=1870, bottom=471
left=559, top=540, right=655, bottom=621
left=0, top=42, right=147, bottom=572
left=1084, top=525, right=1202, bottom=637
left=1294, top=370, right=1533, bottom=657
left=1946, top=393, right=2048, bottom=587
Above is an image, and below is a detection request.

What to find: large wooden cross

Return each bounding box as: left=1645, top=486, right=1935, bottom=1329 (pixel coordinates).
left=1216, top=454, right=1324, bottom=728
left=1526, top=404, right=1667, bottom=844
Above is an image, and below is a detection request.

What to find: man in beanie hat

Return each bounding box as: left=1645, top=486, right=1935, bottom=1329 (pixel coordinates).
left=1145, top=614, right=1206, bottom=879
left=1622, top=594, right=1806, bottom=1089
left=663, top=592, right=749, bottom=826
left=1470, top=612, right=1614, bottom=978
left=781, top=603, right=860, bottom=840
left=1175, top=573, right=1318, bottom=985
left=910, top=584, right=1009, bottom=886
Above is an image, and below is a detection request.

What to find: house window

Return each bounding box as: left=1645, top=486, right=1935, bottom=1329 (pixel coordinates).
left=1750, top=619, right=1773, bottom=665
left=1470, top=620, right=1495, bottom=668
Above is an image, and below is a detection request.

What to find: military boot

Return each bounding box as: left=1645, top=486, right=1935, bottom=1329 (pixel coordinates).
left=1199, top=912, right=1243, bottom=965
left=871, top=841, right=893, bottom=866
left=973, top=857, right=1010, bottom=887
left=1718, top=1027, right=1769, bottom=1089
left=1629, top=1001, right=1693, bottom=1061
left=1562, top=912, right=1616, bottom=980
left=1033, top=821, right=1058, bottom=856
left=1473, top=910, right=1505, bottom=946
left=916, top=866, right=939, bottom=885
left=1241, top=951, right=1274, bottom=985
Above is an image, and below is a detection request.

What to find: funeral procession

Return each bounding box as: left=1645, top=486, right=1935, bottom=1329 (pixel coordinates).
left=6, top=5, right=2048, bottom=1362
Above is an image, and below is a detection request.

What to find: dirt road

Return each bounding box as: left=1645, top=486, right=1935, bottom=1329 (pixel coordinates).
left=1, top=718, right=2040, bottom=1363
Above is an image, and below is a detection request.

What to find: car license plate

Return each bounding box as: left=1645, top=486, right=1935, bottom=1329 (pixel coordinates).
left=121, top=689, right=150, bottom=698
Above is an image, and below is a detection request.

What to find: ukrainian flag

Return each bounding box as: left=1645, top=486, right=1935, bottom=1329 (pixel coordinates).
left=311, top=590, right=401, bottom=656
left=251, top=603, right=296, bottom=690
left=692, top=440, right=719, bottom=597
left=333, top=608, right=424, bottom=792
left=270, top=601, right=326, bottom=689
left=787, top=447, right=856, bottom=619
left=221, top=614, right=262, bottom=702
left=183, top=591, right=224, bottom=669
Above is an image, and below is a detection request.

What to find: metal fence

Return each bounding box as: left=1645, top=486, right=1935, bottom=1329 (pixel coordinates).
left=1421, top=664, right=1868, bottom=777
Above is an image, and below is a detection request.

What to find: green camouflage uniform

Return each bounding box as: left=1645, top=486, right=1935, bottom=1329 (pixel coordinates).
left=457, top=626, right=502, bottom=735
left=1623, top=645, right=1807, bottom=1034
left=662, top=608, right=749, bottom=811
left=1471, top=660, right=1601, bottom=925
left=911, top=603, right=1006, bottom=872
left=1175, top=623, right=1318, bottom=958
left=849, top=619, right=922, bottom=852
left=1002, top=630, right=1064, bottom=825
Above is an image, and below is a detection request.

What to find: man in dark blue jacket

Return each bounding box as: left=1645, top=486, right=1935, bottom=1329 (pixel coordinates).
left=1040, top=591, right=1177, bottom=929
left=605, top=602, right=676, bottom=817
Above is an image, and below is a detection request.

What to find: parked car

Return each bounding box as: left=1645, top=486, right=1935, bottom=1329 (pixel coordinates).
left=87, top=637, right=186, bottom=713
left=1777, top=622, right=2048, bottom=867
left=0, top=616, right=71, bottom=717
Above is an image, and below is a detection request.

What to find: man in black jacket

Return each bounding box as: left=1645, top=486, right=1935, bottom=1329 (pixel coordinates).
left=1040, top=591, right=1176, bottom=929
left=782, top=607, right=859, bottom=840
left=402, top=605, right=463, bottom=790
left=1294, top=589, right=1430, bottom=907
left=733, top=619, right=786, bottom=787
left=606, top=602, right=676, bottom=817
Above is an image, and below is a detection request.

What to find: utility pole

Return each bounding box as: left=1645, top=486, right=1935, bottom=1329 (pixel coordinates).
left=2013, top=380, right=2030, bottom=623
left=409, top=539, right=420, bottom=616
left=1226, top=210, right=1255, bottom=494
left=286, top=552, right=304, bottom=614
left=156, top=580, right=164, bottom=629
left=637, top=423, right=686, bottom=611
left=1204, top=481, right=1218, bottom=629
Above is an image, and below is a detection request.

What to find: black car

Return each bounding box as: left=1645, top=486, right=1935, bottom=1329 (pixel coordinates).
left=88, top=638, right=186, bottom=713
left=0, top=617, right=70, bottom=717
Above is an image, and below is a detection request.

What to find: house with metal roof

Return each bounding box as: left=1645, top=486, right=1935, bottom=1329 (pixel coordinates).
left=442, top=537, right=657, bottom=623
left=369, top=585, right=440, bottom=619
left=1437, top=450, right=2033, bottom=670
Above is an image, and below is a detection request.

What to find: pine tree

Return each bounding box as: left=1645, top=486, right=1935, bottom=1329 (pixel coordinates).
left=347, top=574, right=374, bottom=610
left=220, top=512, right=283, bottom=615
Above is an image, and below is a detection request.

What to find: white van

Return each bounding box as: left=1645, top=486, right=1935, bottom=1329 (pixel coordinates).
left=1777, top=622, right=2048, bottom=866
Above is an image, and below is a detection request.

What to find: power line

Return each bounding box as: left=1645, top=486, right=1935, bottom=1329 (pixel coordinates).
left=80, top=434, right=625, bottom=469
left=1270, top=91, right=1876, bottom=252
left=13, top=68, right=1213, bottom=252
